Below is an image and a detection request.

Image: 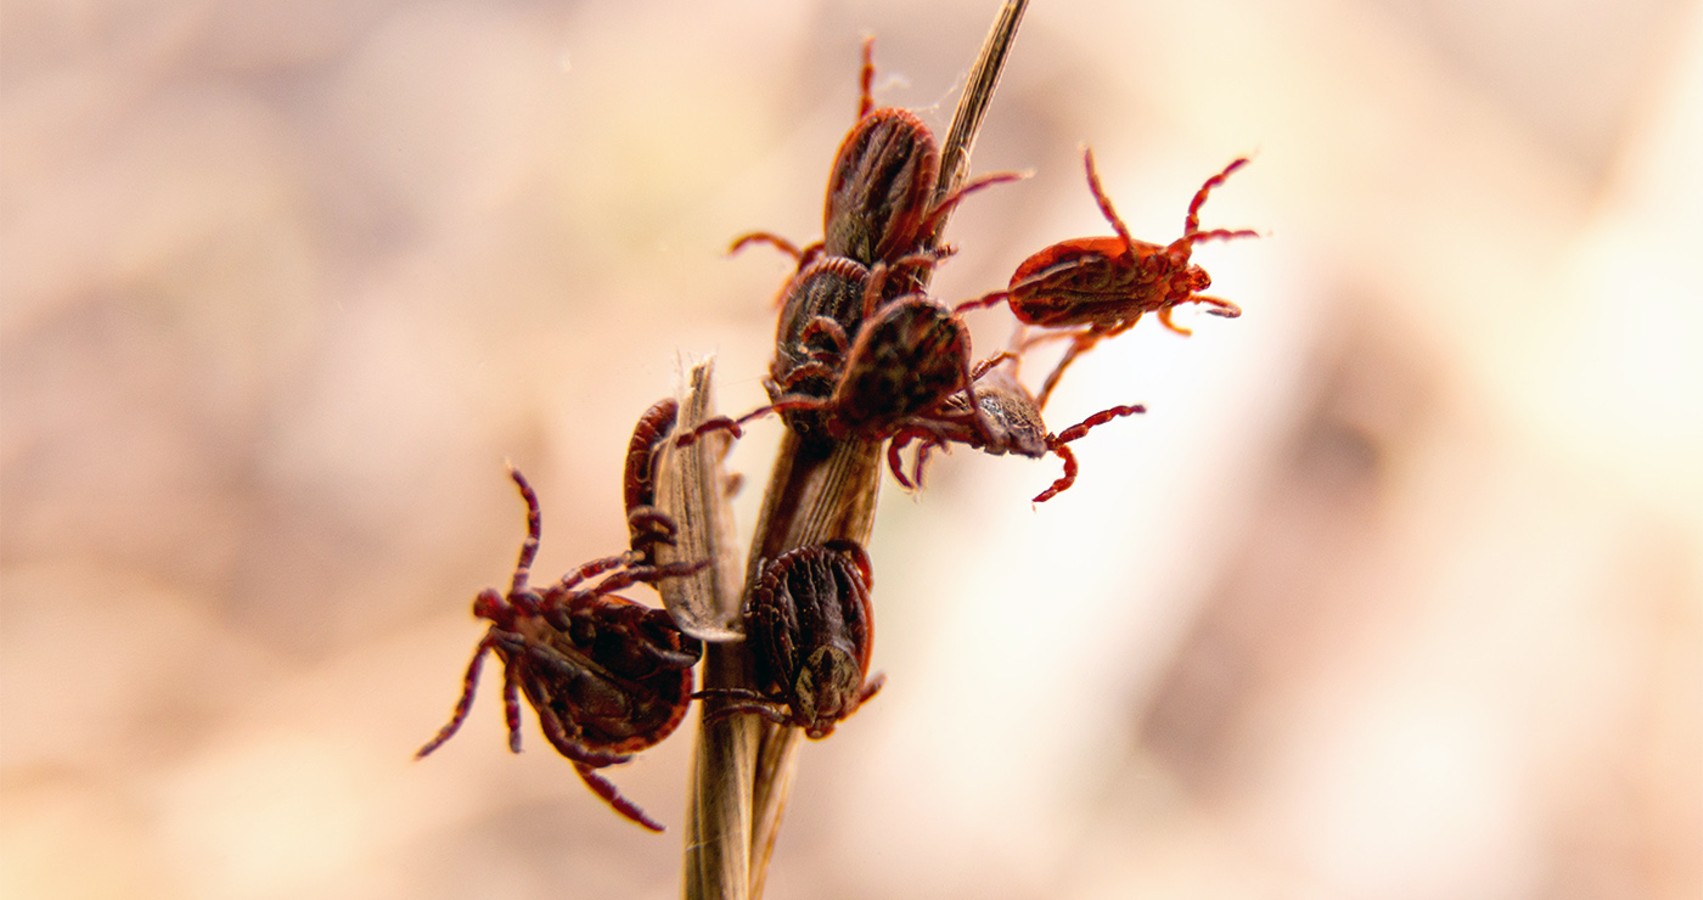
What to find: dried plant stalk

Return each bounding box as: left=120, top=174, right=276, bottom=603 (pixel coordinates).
left=743, top=438, right=883, bottom=899
left=682, top=4, right=1029, bottom=896
left=934, top=0, right=1029, bottom=240
left=655, top=362, right=746, bottom=643
left=684, top=642, right=758, bottom=900
left=662, top=362, right=757, bottom=900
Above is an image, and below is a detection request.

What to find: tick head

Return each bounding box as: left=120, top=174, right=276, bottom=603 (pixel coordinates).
left=472, top=587, right=510, bottom=625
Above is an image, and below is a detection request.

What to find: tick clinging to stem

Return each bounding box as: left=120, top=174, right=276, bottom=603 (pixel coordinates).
left=886, top=362, right=1145, bottom=503
left=416, top=468, right=706, bottom=832
left=622, top=397, right=683, bottom=566
left=695, top=540, right=884, bottom=740
left=958, top=148, right=1259, bottom=407
left=730, top=36, right=1022, bottom=276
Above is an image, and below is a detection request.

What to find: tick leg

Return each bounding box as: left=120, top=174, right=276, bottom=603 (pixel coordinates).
left=626, top=505, right=677, bottom=563
left=886, top=427, right=949, bottom=490
left=623, top=400, right=678, bottom=564
left=575, top=763, right=666, bottom=833
left=856, top=35, right=875, bottom=120
left=1183, top=157, right=1251, bottom=237
left=504, top=588, right=548, bottom=619
left=969, top=350, right=1018, bottom=381
left=1033, top=404, right=1145, bottom=503
left=1082, top=148, right=1136, bottom=252
left=1016, top=327, right=1076, bottom=352
left=1053, top=404, right=1146, bottom=446
left=886, top=429, right=920, bottom=489
left=571, top=560, right=710, bottom=601
left=861, top=262, right=898, bottom=320
left=1157, top=306, right=1193, bottom=336
left=1192, top=293, right=1243, bottom=318
left=1158, top=292, right=1241, bottom=336
left=776, top=358, right=841, bottom=390
left=672, top=412, right=754, bottom=449
left=728, top=231, right=806, bottom=262
left=553, top=552, right=638, bottom=595
left=535, top=561, right=708, bottom=630
left=415, top=637, right=497, bottom=759
left=704, top=701, right=792, bottom=729
left=1032, top=442, right=1078, bottom=503
left=915, top=169, right=1028, bottom=243
left=1185, top=227, right=1260, bottom=248
left=822, top=538, right=875, bottom=591
left=952, top=290, right=1008, bottom=315
left=503, top=467, right=544, bottom=595
left=797, top=316, right=851, bottom=360
left=521, top=697, right=658, bottom=830
left=694, top=689, right=793, bottom=729
left=867, top=248, right=955, bottom=315
left=677, top=388, right=841, bottom=449
left=910, top=439, right=941, bottom=489
left=501, top=649, right=524, bottom=752
left=1035, top=329, right=1104, bottom=410
left=730, top=234, right=822, bottom=305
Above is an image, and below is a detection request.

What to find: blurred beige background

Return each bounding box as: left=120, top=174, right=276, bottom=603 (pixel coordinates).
left=3, top=0, right=1700, bottom=897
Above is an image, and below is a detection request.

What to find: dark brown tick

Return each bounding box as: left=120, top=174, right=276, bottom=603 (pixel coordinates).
left=679, top=254, right=997, bottom=457
left=958, top=149, right=1258, bottom=407
left=696, top=540, right=883, bottom=739
left=417, top=468, right=706, bottom=832
left=763, top=255, right=879, bottom=441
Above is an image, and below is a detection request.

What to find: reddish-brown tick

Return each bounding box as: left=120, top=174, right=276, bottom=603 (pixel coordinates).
left=888, top=364, right=1146, bottom=503
left=622, top=397, right=682, bottom=565
left=959, top=149, right=1258, bottom=407
left=731, top=37, right=1020, bottom=274
left=696, top=540, right=883, bottom=739
left=417, top=468, right=705, bottom=832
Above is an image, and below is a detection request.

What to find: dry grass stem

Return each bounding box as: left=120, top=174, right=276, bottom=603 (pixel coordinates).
left=656, top=361, right=746, bottom=643
left=669, top=361, right=758, bottom=900
left=682, top=3, right=1029, bottom=896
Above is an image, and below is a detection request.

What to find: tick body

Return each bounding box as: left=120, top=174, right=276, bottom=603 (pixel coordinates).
left=623, top=398, right=680, bottom=565
left=820, top=291, right=976, bottom=437
left=961, top=149, right=1257, bottom=407
left=697, top=541, right=883, bottom=739
left=417, top=468, right=705, bottom=832
left=767, top=256, right=876, bottom=441
left=823, top=105, right=941, bottom=265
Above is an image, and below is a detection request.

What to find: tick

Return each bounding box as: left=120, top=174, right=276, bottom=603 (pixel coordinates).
left=731, top=37, right=1020, bottom=275
left=623, top=397, right=682, bottom=566
left=416, top=468, right=706, bottom=832
left=696, top=540, right=884, bottom=739
left=680, top=263, right=994, bottom=458
left=763, top=255, right=881, bottom=442
left=959, top=149, right=1258, bottom=407
left=887, top=363, right=1145, bottom=503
